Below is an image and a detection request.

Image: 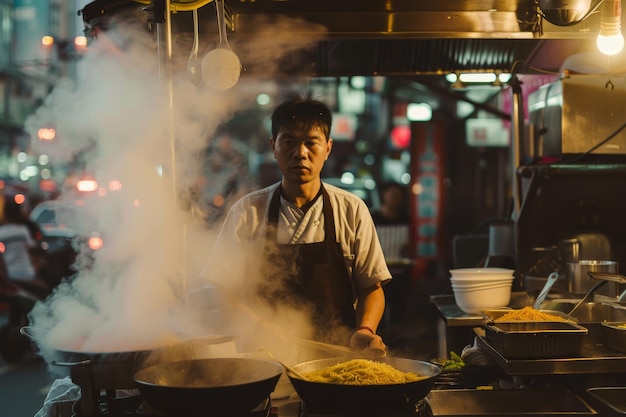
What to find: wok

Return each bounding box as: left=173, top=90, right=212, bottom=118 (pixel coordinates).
left=20, top=326, right=235, bottom=385
left=133, top=357, right=284, bottom=416
left=21, top=326, right=174, bottom=360
left=20, top=326, right=190, bottom=386
left=286, top=357, right=441, bottom=415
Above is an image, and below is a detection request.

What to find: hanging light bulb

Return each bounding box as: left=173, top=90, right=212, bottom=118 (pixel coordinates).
left=597, top=0, right=624, bottom=56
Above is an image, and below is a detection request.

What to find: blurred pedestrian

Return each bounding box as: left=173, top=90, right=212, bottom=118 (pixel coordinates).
left=0, top=195, right=49, bottom=298
left=371, top=181, right=411, bottom=258
left=371, top=181, right=412, bottom=325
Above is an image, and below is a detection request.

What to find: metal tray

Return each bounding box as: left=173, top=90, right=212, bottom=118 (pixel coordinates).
left=474, top=328, right=626, bottom=375
left=602, top=322, right=626, bottom=354
left=425, top=389, right=597, bottom=416
left=587, top=387, right=626, bottom=416
left=483, top=321, right=588, bottom=358
left=482, top=308, right=577, bottom=323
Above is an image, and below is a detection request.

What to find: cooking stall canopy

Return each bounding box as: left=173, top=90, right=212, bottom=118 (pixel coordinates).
left=77, top=0, right=624, bottom=120
left=208, top=0, right=604, bottom=76
left=82, top=0, right=612, bottom=78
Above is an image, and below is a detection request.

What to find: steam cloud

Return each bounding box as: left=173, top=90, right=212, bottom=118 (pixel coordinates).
left=24, top=10, right=335, bottom=370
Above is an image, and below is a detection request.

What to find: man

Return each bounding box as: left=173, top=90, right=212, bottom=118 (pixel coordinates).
left=203, top=96, right=390, bottom=354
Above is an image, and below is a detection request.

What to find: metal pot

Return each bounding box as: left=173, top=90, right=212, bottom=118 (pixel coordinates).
left=133, top=357, right=284, bottom=416
left=566, top=260, right=619, bottom=296
left=286, top=357, right=441, bottom=415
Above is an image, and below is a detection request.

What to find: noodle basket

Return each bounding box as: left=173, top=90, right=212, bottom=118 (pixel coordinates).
left=286, top=357, right=441, bottom=415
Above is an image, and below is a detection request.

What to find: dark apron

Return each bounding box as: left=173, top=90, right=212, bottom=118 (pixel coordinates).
left=257, top=185, right=357, bottom=333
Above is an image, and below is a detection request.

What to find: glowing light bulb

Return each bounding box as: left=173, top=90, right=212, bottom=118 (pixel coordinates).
left=597, top=32, right=625, bottom=55
left=597, top=0, right=624, bottom=56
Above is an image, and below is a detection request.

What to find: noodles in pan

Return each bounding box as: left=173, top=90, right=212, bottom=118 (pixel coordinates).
left=301, top=359, right=429, bottom=385
left=493, top=306, right=567, bottom=322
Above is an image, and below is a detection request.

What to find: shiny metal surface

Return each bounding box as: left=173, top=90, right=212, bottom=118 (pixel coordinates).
left=225, top=0, right=600, bottom=39
left=475, top=328, right=626, bottom=375
left=539, top=300, right=626, bottom=323
left=426, top=388, right=597, bottom=417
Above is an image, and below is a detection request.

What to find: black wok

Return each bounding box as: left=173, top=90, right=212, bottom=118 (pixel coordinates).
left=133, top=357, right=284, bottom=416
left=19, top=326, right=216, bottom=386
left=286, top=357, right=441, bottom=415
left=21, top=325, right=186, bottom=387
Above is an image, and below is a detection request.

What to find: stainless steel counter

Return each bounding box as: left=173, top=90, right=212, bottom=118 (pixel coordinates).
left=273, top=389, right=603, bottom=416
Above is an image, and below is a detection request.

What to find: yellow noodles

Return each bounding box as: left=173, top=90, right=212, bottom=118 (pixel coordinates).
left=302, top=359, right=428, bottom=385
left=493, top=306, right=567, bottom=322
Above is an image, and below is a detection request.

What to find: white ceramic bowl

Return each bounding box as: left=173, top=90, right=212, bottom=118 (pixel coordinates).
left=449, top=268, right=515, bottom=280
left=452, top=281, right=513, bottom=291
left=450, top=278, right=513, bottom=289
left=452, top=281, right=513, bottom=314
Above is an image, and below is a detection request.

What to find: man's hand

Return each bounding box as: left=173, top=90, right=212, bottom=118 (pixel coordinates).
left=349, top=328, right=387, bottom=357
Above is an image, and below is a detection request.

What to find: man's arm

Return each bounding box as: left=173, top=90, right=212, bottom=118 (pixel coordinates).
left=350, top=282, right=387, bottom=355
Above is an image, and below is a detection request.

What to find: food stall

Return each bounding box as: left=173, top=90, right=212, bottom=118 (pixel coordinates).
left=430, top=295, right=626, bottom=417
left=27, top=1, right=626, bottom=416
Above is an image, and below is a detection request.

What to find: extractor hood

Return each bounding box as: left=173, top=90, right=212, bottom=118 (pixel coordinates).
left=81, top=0, right=609, bottom=76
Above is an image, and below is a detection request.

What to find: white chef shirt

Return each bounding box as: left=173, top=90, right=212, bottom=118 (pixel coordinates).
left=204, top=182, right=392, bottom=292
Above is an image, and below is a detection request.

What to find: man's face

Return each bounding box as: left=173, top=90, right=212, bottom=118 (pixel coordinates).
left=271, top=125, right=333, bottom=185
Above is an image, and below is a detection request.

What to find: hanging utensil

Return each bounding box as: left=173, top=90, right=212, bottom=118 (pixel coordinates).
left=533, top=271, right=559, bottom=310
left=187, top=8, right=202, bottom=86
left=201, top=0, right=241, bottom=90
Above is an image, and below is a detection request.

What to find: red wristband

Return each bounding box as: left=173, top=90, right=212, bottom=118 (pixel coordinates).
left=357, top=326, right=375, bottom=334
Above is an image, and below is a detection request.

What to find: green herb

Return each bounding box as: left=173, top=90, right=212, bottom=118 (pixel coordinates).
left=441, top=351, right=466, bottom=371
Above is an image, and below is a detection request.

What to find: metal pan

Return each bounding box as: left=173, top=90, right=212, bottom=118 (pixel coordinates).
left=286, top=357, right=441, bottom=415
left=20, top=325, right=184, bottom=384
left=20, top=325, right=179, bottom=361
left=20, top=326, right=236, bottom=382
left=133, top=357, right=284, bottom=416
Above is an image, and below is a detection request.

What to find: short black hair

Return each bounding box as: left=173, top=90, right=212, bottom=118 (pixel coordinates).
left=271, top=95, right=332, bottom=140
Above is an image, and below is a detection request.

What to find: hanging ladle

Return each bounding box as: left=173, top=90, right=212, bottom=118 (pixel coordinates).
left=201, top=0, right=241, bottom=90
left=187, top=8, right=202, bottom=86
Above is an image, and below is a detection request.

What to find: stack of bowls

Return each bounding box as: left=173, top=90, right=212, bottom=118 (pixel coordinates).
left=449, top=268, right=515, bottom=314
